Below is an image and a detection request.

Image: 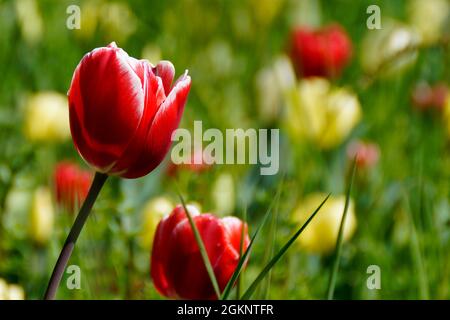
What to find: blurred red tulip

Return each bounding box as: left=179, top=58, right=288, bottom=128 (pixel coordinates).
left=289, top=24, right=352, bottom=78
left=411, top=82, right=448, bottom=112
left=347, top=140, right=380, bottom=169
left=68, top=42, right=191, bottom=178
left=54, top=161, right=93, bottom=211
left=151, top=205, right=250, bottom=299
left=166, top=148, right=213, bottom=177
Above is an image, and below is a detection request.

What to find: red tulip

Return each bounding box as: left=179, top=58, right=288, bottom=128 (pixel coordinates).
left=166, top=148, right=213, bottom=177
left=151, top=205, right=250, bottom=299
left=68, top=42, right=191, bottom=178
left=54, top=161, right=93, bottom=211
left=347, top=140, right=380, bottom=169
left=289, top=24, right=352, bottom=78
left=411, top=82, right=448, bottom=112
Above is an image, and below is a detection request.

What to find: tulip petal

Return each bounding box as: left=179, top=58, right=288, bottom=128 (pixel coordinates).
left=120, top=74, right=191, bottom=178
left=107, top=62, right=163, bottom=175
left=221, top=217, right=250, bottom=253
left=151, top=207, right=249, bottom=300
left=153, top=61, right=175, bottom=96
left=151, top=205, right=199, bottom=298
left=69, top=46, right=145, bottom=171
left=167, top=214, right=228, bottom=299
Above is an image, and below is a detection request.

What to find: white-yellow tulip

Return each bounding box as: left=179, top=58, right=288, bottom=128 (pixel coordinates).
left=255, top=55, right=296, bottom=123
left=408, top=0, right=449, bottom=45
left=0, top=279, right=25, bottom=300
left=360, top=20, right=420, bottom=76
left=6, top=284, right=25, bottom=300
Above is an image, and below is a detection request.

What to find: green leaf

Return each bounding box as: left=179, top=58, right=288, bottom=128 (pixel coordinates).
left=261, top=191, right=280, bottom=299
left=176, top=186, right=221, bottom=299
left=235, top=205, right=247, bottom=299
left=327, top=157, right=357, bottom=300
left=403, top=190, right=429, bottom=299
left=241, top=193, right=331, bottom=300
left=220, top=183, right=283, bottom=300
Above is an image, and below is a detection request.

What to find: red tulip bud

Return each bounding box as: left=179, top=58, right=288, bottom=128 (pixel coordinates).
left=289, top=24, right=352, bottom=78
left=68, top=42, right=191, bottom=178
left=53, top=161, right=93, bottom=211
left=151, top=205, right=250, bottom=299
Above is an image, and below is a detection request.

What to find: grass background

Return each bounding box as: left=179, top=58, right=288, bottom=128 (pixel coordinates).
left=0, top=0, right=448, bottom=299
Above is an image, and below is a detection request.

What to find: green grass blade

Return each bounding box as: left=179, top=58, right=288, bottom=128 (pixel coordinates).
left=235, top=205, right=248, bottom=299
left=241, top=193, right=331, bottom=300
left=327, top=158, right=357, bottom=300
left=176, top=187, right=221, bottom=299
left=220, top=184, right=283, bottom=300
left=403, top=191, right=429, bottom=299
left=262, top=192, right=280, bottom=299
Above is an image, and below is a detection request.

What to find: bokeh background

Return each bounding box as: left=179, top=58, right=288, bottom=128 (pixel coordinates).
left=0, top=0, right=449, bottom=299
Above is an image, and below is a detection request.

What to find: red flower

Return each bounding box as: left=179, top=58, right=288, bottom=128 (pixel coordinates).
left=166, top=148, right=213, bottom=177
left=151, top=205, right=250, bottom=299
left=68, top=42, right=191, bottom=178
left=411, top=82, right=448, bottom=112
left=347, top=140, right=380, bottom=169
left=54, top=161, right=93, bottom=211
left=289, top=24, right=352, bottom=78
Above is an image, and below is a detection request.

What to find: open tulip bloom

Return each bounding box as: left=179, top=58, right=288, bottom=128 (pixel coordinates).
left=69, top=42, right=191, bottom=178
left=44, top=43, right=191, bottom=299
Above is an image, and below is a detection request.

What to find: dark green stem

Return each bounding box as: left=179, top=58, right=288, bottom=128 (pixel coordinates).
left=43, top=172, right=108, bottom=300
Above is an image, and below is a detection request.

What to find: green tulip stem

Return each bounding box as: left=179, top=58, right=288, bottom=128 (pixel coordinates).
left=43, top=172, right=108, bottom=300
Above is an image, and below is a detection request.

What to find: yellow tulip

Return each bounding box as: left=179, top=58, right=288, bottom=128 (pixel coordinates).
left=292, top=193, right=357, bottom=254
left=445, top=94, right=450, bottom=139
left=100, top=2, right=136, bottom=44
left=29, top=187, right=54, bottom=245
left=23, top=92, right=70, bottom=142
left=408, top=0, right=449, bottom=45
left=139, top=197, right=174, bottom=249
left=0, top=279, right=8, bottom=300
left=14, top=0, right=43, bottom=45
left=74, top=1, right=101, bottom=40
left=250, top=0, right=284, bottom=26
left=285, top=78, right=362, bottom=149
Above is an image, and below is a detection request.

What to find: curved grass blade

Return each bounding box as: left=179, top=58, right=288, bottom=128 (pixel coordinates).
left=261, top=192, right=280, bottom=299
left=403, top=190, right=429, bottom=299
left=220, top=184, right=283, bottom=300
left=327, top=158, right=357, bottom=300
left=176, top=187, right=221, bottom=299
left=241, top=193, right=331, bottom=300
left=235, top=205, right=248, bottom=299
